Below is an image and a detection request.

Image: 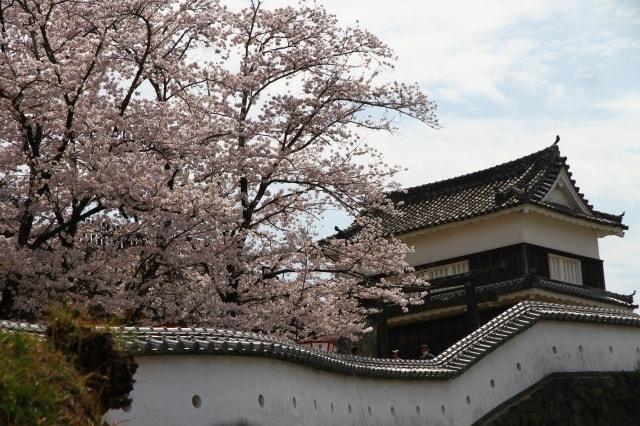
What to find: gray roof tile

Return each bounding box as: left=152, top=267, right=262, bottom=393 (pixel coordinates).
left=345, top=145, right=627, bottom=237
left=426, top=275, right=635, bottom=308
left=2, top=301, right=639, bottom=379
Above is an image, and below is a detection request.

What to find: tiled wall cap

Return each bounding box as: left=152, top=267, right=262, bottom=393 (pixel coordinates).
left=1, top=301, right=639, bottom=379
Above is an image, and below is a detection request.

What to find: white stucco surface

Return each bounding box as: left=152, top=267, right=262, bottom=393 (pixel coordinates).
left=106, top=321, right=640, bottom=426
left=520, top=213, right=600, bottom=259
left=542, top=168, right=592, bottom=215
left=403, top=210, right=602, bottom=266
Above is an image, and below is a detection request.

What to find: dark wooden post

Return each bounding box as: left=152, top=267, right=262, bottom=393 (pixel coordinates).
left=521, top=243, right=529, bottom=276
left=465, top=281, right=480, bottom=333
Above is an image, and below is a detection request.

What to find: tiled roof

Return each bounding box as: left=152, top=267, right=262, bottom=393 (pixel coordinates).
left=427, top=275, right=636, bottom=309
left=379, top=144, right=626, bottom=236
left=1, top=301, right=639, bottom=379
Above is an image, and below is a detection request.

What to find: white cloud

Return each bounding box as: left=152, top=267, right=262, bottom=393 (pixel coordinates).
left=597, top=91, right=640, bottom=116
left=264, top=0, right=555, bottom=101
left=251, top=1, right=639, bottom=107
left=327, top=1, right=553, bottom=102
left=322, top=0, right=638, bottom=108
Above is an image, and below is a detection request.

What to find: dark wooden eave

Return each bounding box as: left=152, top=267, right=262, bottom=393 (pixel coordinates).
left=387, top=274, right=636, bottom=320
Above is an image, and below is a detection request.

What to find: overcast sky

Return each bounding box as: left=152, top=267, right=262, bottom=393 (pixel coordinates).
left=264, top=0, right=640, bottom=298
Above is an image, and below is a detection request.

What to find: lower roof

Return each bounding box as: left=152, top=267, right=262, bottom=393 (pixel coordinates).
left=423, top=274, right=635, bottom=309
left=389, top=275, right=636, bottom=323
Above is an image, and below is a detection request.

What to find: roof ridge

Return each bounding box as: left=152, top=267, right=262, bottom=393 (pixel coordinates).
left=392, top=144, right=560, bottom=201
left=522, top=145, right=562, bottom=201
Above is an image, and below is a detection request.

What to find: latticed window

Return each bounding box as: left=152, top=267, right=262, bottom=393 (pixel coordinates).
left=421, top=260, right=469, bottom=280
left=548, top=254, right=583, bottom=285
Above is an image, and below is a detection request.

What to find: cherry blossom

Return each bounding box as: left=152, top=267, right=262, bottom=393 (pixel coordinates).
left=0, top=0, right=437, bottom=339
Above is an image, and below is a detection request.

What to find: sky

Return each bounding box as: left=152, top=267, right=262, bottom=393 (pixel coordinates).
left=263, top=0, right=640, bottom=298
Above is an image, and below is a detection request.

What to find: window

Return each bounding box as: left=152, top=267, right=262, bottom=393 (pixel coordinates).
left=421, top=260, right=469, bottom=280
left=548, top=254, right=582, bottom=285
left=405, top=260, right=469, bottom=300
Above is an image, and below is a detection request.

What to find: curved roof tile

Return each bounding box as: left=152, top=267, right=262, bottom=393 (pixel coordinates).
left=2, top=301, right=639, bottom=379
left=379, top=144, right=626, bottom=235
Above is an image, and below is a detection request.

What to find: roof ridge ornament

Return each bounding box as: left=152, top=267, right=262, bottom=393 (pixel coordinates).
left=553, top=134, right=560, bottom=145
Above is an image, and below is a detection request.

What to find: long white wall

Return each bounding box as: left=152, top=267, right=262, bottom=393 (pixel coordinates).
left=107, top=321, right=640, bottom=426
left=403, top=210, right=602, bottom=266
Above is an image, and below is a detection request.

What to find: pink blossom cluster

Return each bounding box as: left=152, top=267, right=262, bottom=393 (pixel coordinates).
left=0, top=0, right=436, bottom=339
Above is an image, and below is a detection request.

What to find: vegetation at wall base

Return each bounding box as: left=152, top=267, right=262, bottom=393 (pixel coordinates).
left=0, top=331, right=99, bottom=425
left=45, top=308, right=138, bottom=413
left=0, top=309, right=137, bottom=425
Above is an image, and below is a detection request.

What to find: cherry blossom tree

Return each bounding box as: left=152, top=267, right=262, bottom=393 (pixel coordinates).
left=0, top=0, right=437, bottom=339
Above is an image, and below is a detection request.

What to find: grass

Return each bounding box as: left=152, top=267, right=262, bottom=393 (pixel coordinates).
left=0, top=307, right=138, bottom=425
left=0, top=331, right=101, bottom=425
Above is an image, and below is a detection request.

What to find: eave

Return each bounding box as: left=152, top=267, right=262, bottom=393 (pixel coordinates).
left=398, top=203, right=625, bottom=240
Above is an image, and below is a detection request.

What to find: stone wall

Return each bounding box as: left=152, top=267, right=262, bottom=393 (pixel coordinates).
left=478, top=372, right=640, bottom=426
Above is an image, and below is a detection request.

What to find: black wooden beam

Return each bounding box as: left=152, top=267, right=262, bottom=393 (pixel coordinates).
left=465, top=280, right=480, bottom=332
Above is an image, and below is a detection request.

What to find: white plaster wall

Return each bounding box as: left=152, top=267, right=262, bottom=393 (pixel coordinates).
left=520, top=213, right=600, bottom=258
left=403, top=210, right=601, bottom=267
left=106, top=322, right=640, bottom=426
left=403, top=213, right=524, bottom=266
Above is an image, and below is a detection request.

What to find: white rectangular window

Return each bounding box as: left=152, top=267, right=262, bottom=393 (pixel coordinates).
left=421, top=260, right=469, bottom=280
left=548, top=254, right=582, bottom=285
